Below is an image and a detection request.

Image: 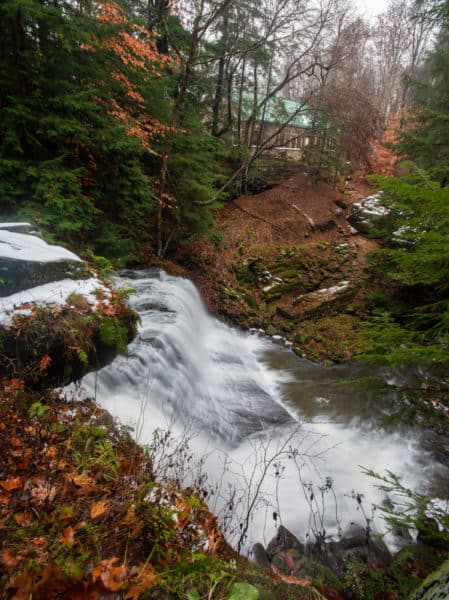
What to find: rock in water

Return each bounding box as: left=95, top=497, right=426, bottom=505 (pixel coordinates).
left=0, top=225, right=90, bottom=296
left=252, top=543, right=271, bottom=571
left=266, top=525, right=305, bottom=560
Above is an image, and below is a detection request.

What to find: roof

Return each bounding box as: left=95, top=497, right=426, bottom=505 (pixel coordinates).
left=238, top=92, right=312, bottom=128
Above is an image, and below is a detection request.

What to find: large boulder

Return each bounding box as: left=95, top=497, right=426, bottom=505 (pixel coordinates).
left=0, top=224, right=90, bottom=296
left=348, top=193, right=390, bottom=235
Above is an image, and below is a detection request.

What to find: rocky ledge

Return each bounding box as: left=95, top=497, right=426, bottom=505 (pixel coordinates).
left=0, top=223, right=137, bottom=387
left=0, top=223, right=90, bottom=296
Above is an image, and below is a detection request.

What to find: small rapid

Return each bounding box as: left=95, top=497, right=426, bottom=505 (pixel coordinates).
left=69, top=270, right=449, bottom=551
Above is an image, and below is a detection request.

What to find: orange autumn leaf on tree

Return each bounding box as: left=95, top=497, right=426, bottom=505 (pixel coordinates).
left=87, top=0, right=173, bottom=154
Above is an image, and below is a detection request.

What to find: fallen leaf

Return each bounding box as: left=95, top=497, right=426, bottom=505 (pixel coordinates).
left=43, top=445, right=58, bottom=458
left=14, top=512, right=33, bottom=526
left=10, top=437, right=22, bottom=448
left=39, top=354, right=52, bottom=372
left=31, top=536, right=48, bottom=547
left=1, top=549, right=21, bottom=569
left=93, top=557, right=127, bottom=592
left=69, top=473, right=96, bottom=488
left=30, top=480, right=57, bottom=504
left=270, top=565, right=312, bottom=586
left=60, top=526, right=75, bottom=544
left=0, top=477, right=21, bottom=491
left=125, top=563, right=157, bottom=599
left=90, top=499, right=109, bottom=519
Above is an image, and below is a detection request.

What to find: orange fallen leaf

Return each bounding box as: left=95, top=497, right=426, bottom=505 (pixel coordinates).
left=30, top=480, right=57, bottom=504
left=270, top=565, right=312, bottom=586
left=60, top=526, right=75, bottom=544
left=93, top=557, right=127, bottom=592
left=31, top=536, right=48, bottom=547
left=125, top=563, right=157, bottom=599
left=10, top=437, right=22, bottom=448
left=90, top=499, right=109, bottom=519
left=0, top=477, right=21, bottom=491
left=1, top=549, right=22, bottom=569
left=123, top=503, right=137, bottom=524
left=43, top=445, right=58, bottom=458
left=14, top=512, right=33, bottom=527
left=70, top=473, right=96, bottom=488
left=39, top=354, right=52, bottom=372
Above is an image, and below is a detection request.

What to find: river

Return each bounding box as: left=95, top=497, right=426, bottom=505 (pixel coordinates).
left=68, top=269, right=449, bottom=553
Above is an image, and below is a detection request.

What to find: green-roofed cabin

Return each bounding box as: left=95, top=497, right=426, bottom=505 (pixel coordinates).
left=235, top=93, right=315, bottom=157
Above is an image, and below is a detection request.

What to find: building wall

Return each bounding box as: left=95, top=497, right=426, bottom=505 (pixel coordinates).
left=249, top=122, right=311, bottom=157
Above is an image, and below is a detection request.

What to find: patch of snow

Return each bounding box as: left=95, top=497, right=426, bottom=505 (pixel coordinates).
left=316, top=280, right=350, bottom=295
left=0, top=222, right=32, bottom=229
left=354, top=193, right=389, bottom=217
left=263, top=283, right=277, bottom=292
left=0, top=229, right=81, bottom=263
left=0, top=277, right=110, bottom=326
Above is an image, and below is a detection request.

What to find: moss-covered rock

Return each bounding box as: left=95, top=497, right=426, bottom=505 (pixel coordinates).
left=0, top=291, right=138, bottom=387
left=411, top=558, right=449, bottom=600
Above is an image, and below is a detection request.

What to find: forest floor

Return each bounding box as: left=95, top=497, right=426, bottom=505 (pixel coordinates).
left=176, top=169, right=378, bottom=362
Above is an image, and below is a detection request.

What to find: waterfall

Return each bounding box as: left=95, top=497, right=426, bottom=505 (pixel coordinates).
left=69, top=269, right=449, bottom=552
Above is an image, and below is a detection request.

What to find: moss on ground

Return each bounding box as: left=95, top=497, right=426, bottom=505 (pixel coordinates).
left=215, top=240, right=368, bottom=362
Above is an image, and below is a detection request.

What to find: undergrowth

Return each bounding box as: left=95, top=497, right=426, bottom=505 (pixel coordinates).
left=0, top=286, right=138, bottom=387
left=0, top=380, right=322, bottom=599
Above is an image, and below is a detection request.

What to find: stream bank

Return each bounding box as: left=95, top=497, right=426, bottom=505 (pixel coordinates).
left=176, top=171, right=376, bottom=363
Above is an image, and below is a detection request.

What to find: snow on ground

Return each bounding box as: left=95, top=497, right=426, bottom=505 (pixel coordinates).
left=0, top=229, right=82, bottom=263
left=354, top=193, right=389, bottom=216
left=316, top=280, right=350, bottom=295
left=0, top=278, right=110, bottom=326
left=0, top=222, right=33, bottom=229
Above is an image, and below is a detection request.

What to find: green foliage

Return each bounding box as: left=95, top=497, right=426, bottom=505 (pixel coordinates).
left=227, top=582, right=260, bottom=600
left=395, top=7, right=449, bottom=186
left=28, top=401, right=50, bottom=419
left=364, top=469, right=449, bottom=548
left=360, top=176, right=449, bottom=364
left=0, top=0, right=163, bottom=257
left=98, top=316, right=129, bottom=353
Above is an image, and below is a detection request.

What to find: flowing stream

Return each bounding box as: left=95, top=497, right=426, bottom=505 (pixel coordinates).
left=70, top=269, right=449, bottom=552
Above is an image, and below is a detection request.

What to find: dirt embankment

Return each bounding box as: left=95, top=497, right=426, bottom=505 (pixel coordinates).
left=176, top=171, right=378, bottom=362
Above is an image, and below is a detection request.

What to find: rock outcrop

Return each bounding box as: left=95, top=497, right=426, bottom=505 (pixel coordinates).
left=348, top=193, right=389, bottom=235
left=0, top=223, right=90, bottom=296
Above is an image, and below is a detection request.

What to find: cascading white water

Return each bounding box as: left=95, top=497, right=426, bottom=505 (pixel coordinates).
left=69, top=269, right=449, bottom=552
